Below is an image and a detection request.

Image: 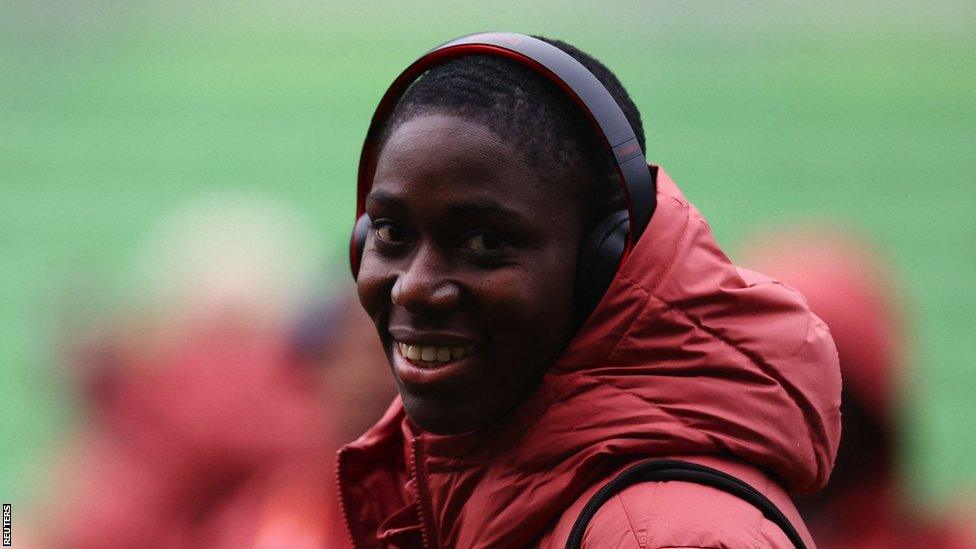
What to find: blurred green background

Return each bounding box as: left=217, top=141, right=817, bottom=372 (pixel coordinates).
left=1, top=0, right=973, bottom=507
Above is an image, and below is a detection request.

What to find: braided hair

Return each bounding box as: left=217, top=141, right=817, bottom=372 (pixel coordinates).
left=379, top=36, right=646, bottom=231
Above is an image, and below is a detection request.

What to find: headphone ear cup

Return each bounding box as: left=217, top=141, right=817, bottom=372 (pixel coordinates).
left=575, top=210, right=630, bottom=326
left=349, top=214, right=372, bottom=280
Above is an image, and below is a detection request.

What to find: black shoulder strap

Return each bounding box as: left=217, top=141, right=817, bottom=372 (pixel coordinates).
left=565, top=459, right=806, bottom=549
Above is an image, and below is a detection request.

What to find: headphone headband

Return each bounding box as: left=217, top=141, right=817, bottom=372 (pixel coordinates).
left=352, top=32, right=656, bottom=275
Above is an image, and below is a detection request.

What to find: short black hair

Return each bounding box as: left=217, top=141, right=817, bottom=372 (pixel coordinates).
left=379, top=36, right=646, bottom=231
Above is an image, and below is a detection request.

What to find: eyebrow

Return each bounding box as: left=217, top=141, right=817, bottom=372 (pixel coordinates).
left=445, top=198, right=530, bottom=224
left=365, top=190, right=534, bottom=230
left=365, top=190, right=409, bottom=211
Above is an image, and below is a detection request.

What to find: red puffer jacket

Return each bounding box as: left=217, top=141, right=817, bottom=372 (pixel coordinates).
left=337, top=167, right=842, bottom=548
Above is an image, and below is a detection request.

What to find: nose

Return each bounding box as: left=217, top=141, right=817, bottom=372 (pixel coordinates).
left=391, top=245, right=461, bottom=313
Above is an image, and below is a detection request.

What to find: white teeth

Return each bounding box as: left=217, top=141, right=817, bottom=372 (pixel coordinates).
left=398, top=341, right=478, bottom=363
left=399, top=343, right=421, bottom=360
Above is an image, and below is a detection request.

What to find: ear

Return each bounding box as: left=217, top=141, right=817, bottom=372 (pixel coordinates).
left=349, top=214, right=372, bottom=280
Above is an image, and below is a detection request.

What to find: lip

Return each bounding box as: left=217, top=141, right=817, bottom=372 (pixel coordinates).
left=392, top=340, right=483, bottom=388
left=388, top=327, right=484, bottom=388
left=388, top=325, right=482, bottom=347
left=390, top=340, right=481, bottom=389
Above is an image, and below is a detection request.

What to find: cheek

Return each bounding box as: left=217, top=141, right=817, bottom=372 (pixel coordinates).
left=356, top=255, right=393, bottom=326
left=477, top=253, right=577, bottom=350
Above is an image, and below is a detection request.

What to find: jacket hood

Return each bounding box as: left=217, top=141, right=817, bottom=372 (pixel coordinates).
left=740, top=228, right=901, bottom=423
left=338, top=167, right=842, bottom=547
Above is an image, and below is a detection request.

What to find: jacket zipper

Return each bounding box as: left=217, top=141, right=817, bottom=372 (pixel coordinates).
left=334, top=447, right=359, bottom=548
left=408, top=436, right=438, bottom=549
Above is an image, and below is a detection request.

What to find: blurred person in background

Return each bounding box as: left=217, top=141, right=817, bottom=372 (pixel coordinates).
left=741, top=227, right=976, bottom=548
left=33, top=196, right=394, bottom=548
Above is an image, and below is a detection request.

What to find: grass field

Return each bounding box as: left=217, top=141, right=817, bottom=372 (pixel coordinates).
left=2, top=1, right=974, bottom=506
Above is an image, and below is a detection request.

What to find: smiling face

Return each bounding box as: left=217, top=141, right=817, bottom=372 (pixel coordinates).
left=356, top=113, right=584, bottom=434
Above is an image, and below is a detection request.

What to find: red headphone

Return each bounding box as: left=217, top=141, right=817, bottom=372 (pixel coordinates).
left=350, top=32, right=656, bottom=321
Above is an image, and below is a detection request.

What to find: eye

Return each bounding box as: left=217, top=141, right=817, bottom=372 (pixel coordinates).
left=374, top=221, right=408, bottom=244
left=462, top=231, right=507, bottom=253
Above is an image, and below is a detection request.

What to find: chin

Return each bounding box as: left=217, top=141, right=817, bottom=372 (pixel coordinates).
left=400, top=393, right=490, bottom=435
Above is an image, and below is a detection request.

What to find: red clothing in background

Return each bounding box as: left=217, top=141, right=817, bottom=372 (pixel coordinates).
left=50, top=319, right=347, bottom=549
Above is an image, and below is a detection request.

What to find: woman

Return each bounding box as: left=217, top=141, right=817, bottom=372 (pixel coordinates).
left=337, top=34, right=841, bottom=548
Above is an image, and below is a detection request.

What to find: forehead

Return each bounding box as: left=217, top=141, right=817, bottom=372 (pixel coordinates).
left=371, top=114, right=575, bottom=215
